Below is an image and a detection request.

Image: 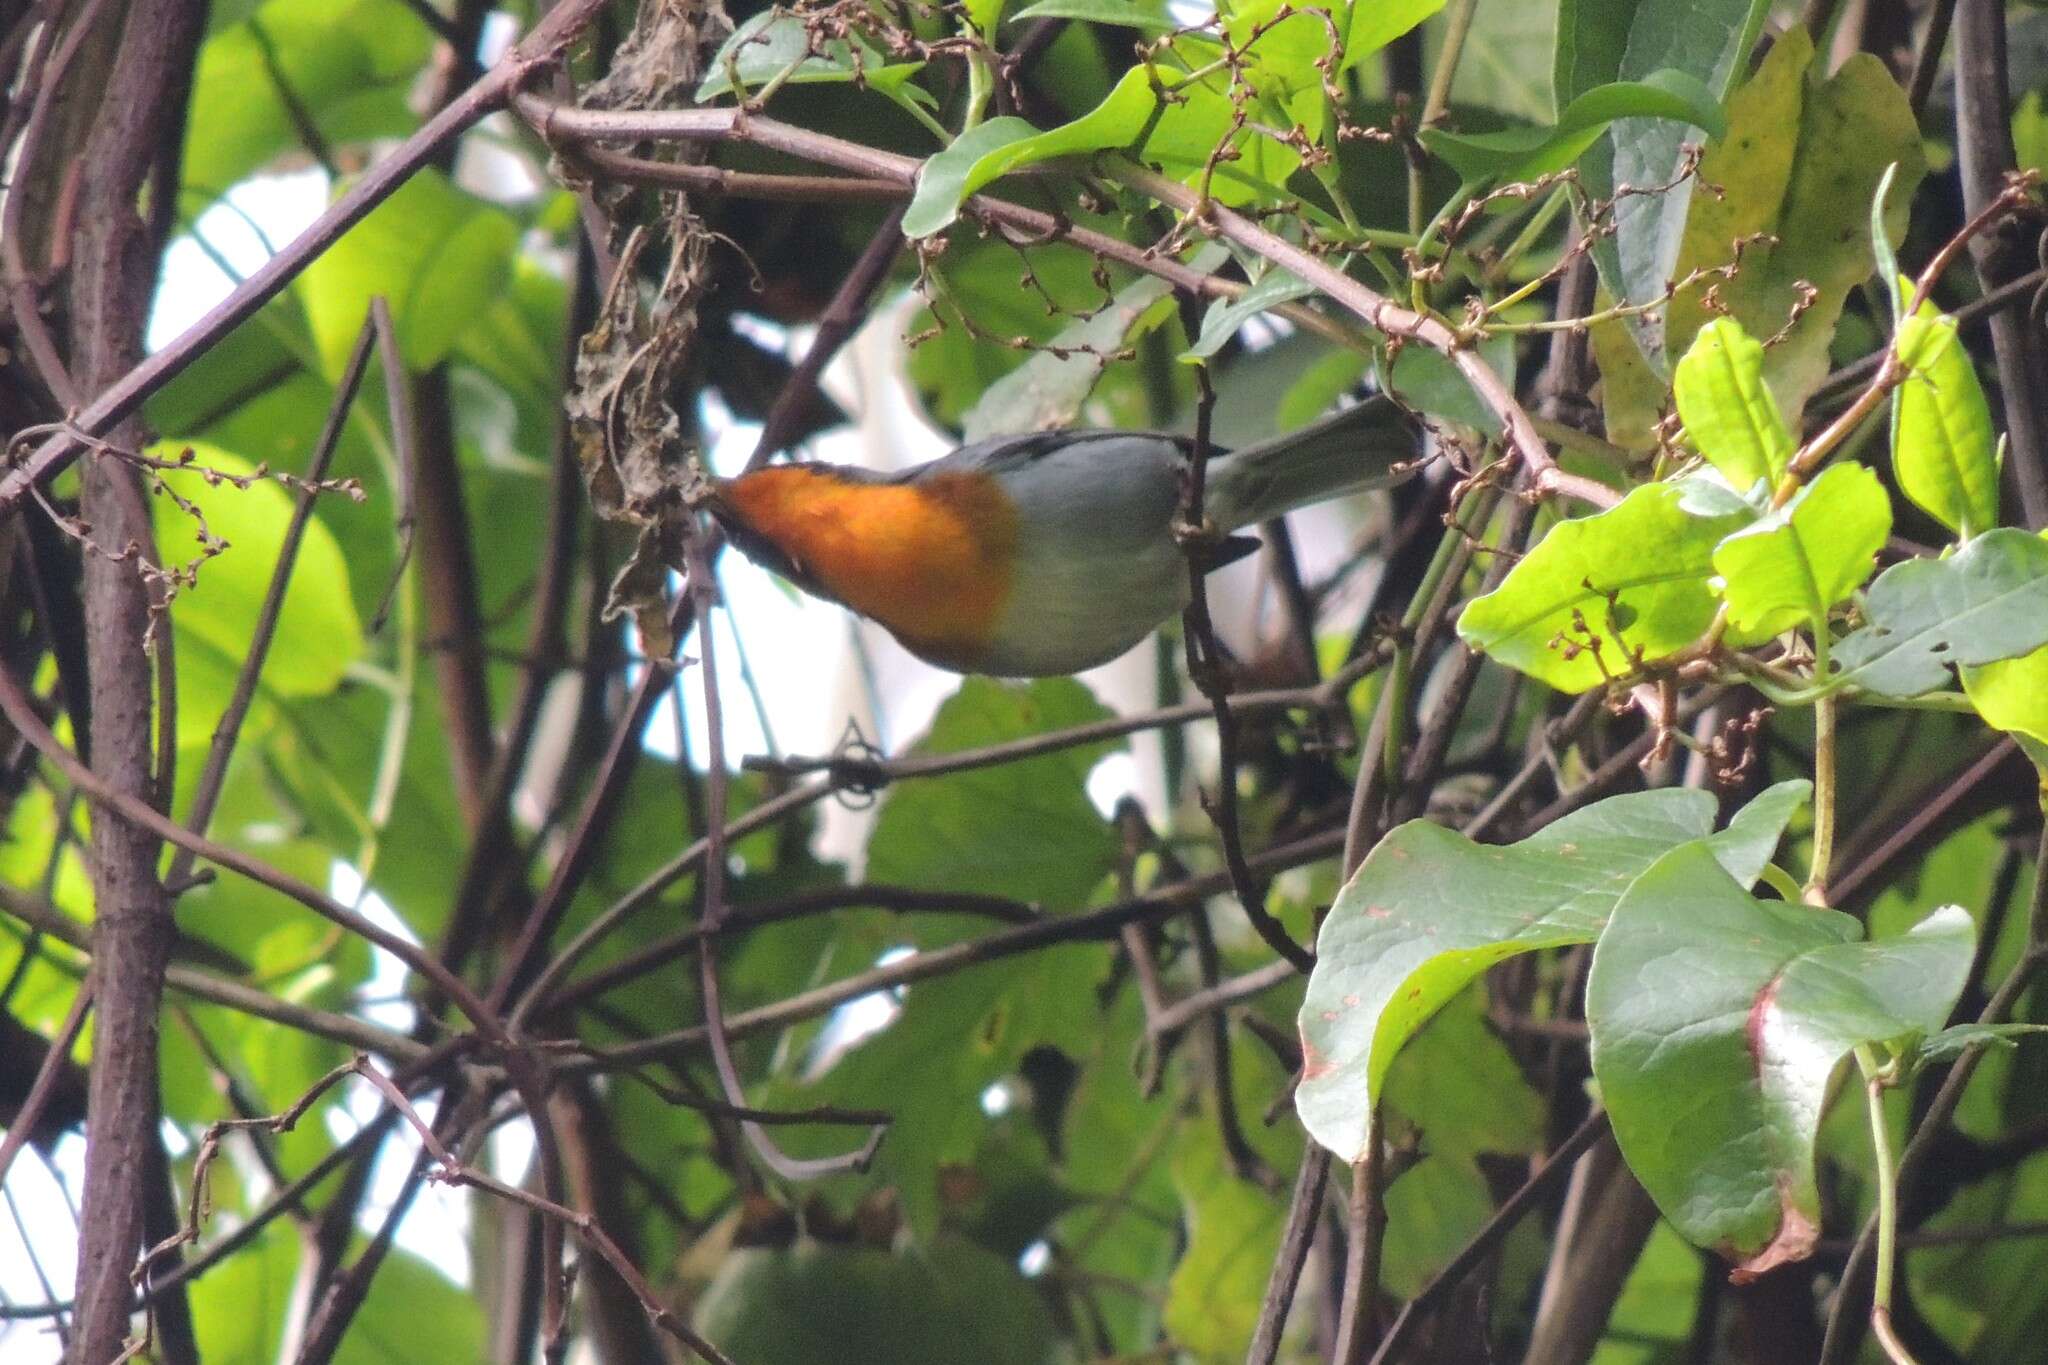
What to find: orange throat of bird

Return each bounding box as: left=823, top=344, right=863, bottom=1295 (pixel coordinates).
left=713, top=465, right=1020, bottom=669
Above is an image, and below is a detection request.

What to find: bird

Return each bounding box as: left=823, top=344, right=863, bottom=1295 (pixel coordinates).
left=701, top=397, right=1419, bottom=676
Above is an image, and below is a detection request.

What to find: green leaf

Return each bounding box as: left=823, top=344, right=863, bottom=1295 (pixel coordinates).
left=1672, top=317, right=1793, bottom=491
left=1711, top=462, right=1891, bottom=638
left=789, top=679, right=1121, bottom=1236
left=1893, top=308, right=2002, bottom=539
left=1871, top=163, right=1906, bottom=317
left=1666, top=28, right=1924, bottom=419
left=1707, top=778, right=1812, bottom=887
left=1587, top=842, right=1972, bottom=1270
left=1163, top=1113, right=1293, bottom=1361
left=1962, top=626, right=2048, bottom=752
left=1338, top=0, right=1446, bottom=73
left=1378, top=334, right=1518, bottom=432
left=1455, top=481, right=1750, bottom=693
left=1381, top=1155, right=1497, bottom=1300
left=181, top=0, right=432, bottom=209
left=903, top=66, right=1235, bottom=238
left=693, top=1239, right=1061, bottom=1365
left=865, top=678, right=1119, bottom=909
left=1422, top=71, right=1723, bottom=185
left=299, top=169, right=519, bottom=378
left=964, top=246, right=1224, bottom=439
left=698, top=11, right=928, bottom=103
left=1831, top=529, right=2048, bottom=697
left=190, top=1217, right=297, bottom=1359
left=1382, top=985, right=1545, bottom=1161
left=1297, top=787, right=1723, bottom=1160
left=1010, top=0, right=1176, bottom=28
left=1278, top=347, right=1373, bottom=430
left=1917, top=1022, right=2048, bottom=1063
left=1186, top=268, right=1315, bottom=360
left=1559, top=0, right=1772, bottom=362
left=151, top=440, right=363, bottom=746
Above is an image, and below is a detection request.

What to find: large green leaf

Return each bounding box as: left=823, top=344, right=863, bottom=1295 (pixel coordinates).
left=783, top=679, right=1120, bottom=1235
left=1893, top=307, right=2002, bottom=539
left=693, top=1240, right=1062, bottom=1364
left=1381, top=985, right=1545, bottom=1162
left=1422, top=71, right=1722, bottom=186
left=1296, top=784, right=1804, bottom=1159
left=152, top=440, right=363, bottom=750
left=1587, top=842, right=1972, bottom=1271
left=1455, top=480, right=1751, bottom=692
left=181, top=0, right=431, bottom=209
left=189, top=1220, right=483, bottom=1364
left=1558, top=0, right=1771, bottom=361
left=904, top=65, right=1236, bottom=237
left=299, top=169, right=519, bottom=378
left=1380, top=1155, right=1497, bottom=1299
left=1011, top=0, right=1176, bottom=28
left=1163, top=1068, right=1303, bottom=1361
left=1711, top=462, right=1890, bottom=639
left=1665, top=28, right=1923, bottom=418
left=1671, top=316, right=1792, bottom=492
left=1830, top=529, right=2048, bottom=697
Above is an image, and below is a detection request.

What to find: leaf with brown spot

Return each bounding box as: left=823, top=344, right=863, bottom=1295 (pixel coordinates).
left=1297, top=784, right=1805, bottom=1161
left=1587, top=843, right=1973, bottom=1265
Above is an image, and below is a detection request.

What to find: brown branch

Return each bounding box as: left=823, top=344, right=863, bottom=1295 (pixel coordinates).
left=0, top=881, right=426, bottom=1060
left=361, top=1059, right=738, bottom=1365
left=1953, top=0, right=2048, bottom=526
left=749, top=201, right=911, bottom=467
left=1368, top=1110, right=1611, bottom=1365
left=522, top=654, right=1386, bottom=1024
left=1178, top=358, right=1314, bottom=972
left=62, top=3, right=207, bottom=1358
left=536, top=883, right=1040, bottom=1020
left=407, top=359, right=497, bottom=822
left=560, top=822, right=1348, bottom=1075
left=1247, top=1145, right=1332, bottom=1364
left=0, top=0, right=616, bottom=519
left=0, top=980, right=92, bottom=1192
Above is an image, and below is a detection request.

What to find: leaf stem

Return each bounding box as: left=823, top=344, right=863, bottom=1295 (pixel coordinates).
left=1409, top=0, right=1480, bottom=237
left=1855, top=1043, right=1924, bottom=1365
left=1805, top=692, right=1839, bottom=904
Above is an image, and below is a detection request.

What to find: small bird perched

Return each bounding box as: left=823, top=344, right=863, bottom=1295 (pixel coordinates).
left=703, top=397, right=1418, bottom=676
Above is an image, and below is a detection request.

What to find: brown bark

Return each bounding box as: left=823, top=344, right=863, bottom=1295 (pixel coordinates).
left=62, top=1, right=206, bottom=1360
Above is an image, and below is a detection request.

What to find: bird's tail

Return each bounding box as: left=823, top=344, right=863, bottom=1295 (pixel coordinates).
left=1206, top=395, right=1417, bottom=531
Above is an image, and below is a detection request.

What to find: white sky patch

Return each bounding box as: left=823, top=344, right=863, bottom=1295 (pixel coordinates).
left=0, top=1132, right=83, bottom=1364
left=147, top=169, right=332, bottom=354
left=1085, top=751, right=1142, bottom=820
left=804, top=946, right=915, bottom=1079
left=330, top=862, right=419, bottom=1036
left=1018, top=1238, right=1052, bottom=1277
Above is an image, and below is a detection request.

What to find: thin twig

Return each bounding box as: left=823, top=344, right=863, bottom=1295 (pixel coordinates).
left=0, top=0, right=616, bottom=518
left=0, top=981, right=93, bottom=1192
left=1367, top=1110, right=1611, bottom=1365
left=167, top=315, right=379, bottom=886
left=0, top=656, right=505, bottom=1034
left=1247, top=1145, right=1332, bottom=1364
left=682, top=530, right=887, bottom=1180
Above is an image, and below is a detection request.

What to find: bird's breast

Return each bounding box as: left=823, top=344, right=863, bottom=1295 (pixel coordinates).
left=716, top=466, right=1021, bottom=667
